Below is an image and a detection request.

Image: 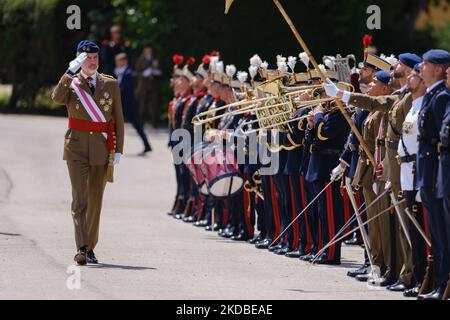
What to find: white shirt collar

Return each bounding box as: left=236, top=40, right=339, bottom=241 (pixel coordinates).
left=114, top=66, right=127, bottom=76
left=400, top=85, right=408, bottom=93
left=412, top=95, right=424, bottom=110
left=80, top=70, right=97, bottom=87
left=427, top=80, right=444, bottom=93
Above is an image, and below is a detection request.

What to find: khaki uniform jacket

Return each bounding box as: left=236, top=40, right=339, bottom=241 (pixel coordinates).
left=353, top=111, right=383, bottom=188
left=348, top=91, right=412, bottom=184
left=51, top=72, right=125, bottom=165
left=135, top=55, right=159, bottom=94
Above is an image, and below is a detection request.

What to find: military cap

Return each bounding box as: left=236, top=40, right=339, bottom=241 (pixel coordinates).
left=414, top=63, right=421, bottom=73
left=398, top=53, right=422, bottom=69
left=376, top=70, right=391, bottom=85
left=423, top=49, right=450, bottom=65
left=76, top=40, right=100, bottom=54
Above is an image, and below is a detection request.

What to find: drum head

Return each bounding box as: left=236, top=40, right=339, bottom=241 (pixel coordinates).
left=209, top=174, right=244, bottom=198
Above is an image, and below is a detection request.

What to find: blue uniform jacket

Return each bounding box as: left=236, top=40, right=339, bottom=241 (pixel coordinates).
left=436, top=94, right=450, bottom=198
left=305, top=110, right=350, bottom=182
left=416, top=81, right=448, bottom=189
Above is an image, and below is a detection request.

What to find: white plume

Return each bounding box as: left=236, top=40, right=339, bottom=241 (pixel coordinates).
left=299, top=52, right=310, bottom=68
left=249, top=65, right=258, bottom=79
left=226, top=64, right=237, bottom=78
left=287, top=56, right=297, bottom=72
left=210, top=56, right=219, bottom=71
left=277, top=61, right=288, bottom=73
left=250, top=54, right=263, bottom=67
left=260, top=61, right=269, bottom=70
left=323, top=57, right=335, bottom=70
left=216, top=61, right=224, bottom=74
left=385, top=54, right=398, bottom=66
left=237, top=71, right=248, bottom=83
left=276, top=55, right=287, bottom=63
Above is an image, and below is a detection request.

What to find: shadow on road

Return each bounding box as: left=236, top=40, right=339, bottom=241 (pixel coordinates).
left=87, top=263, right=157, bottom=271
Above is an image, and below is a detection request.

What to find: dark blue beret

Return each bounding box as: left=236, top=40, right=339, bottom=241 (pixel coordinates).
left=423, top=49, right=450, bottom=65
left=76, top=40, right=100, bottom=54
left=414, top=63, right=421, bottom=73
left=376, top=71, right=391, bottom=85
left=398, top=53, right=422, bottom=69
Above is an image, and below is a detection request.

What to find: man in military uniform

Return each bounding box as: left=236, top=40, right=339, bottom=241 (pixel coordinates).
left=52, top=40, right=125, bottom=265
left=135, top=44, right=162, bottom=126
left=101, top=25, right=131, bottom=76
left=326, top=53, right=423, bottom=289
left=398, top=64, right=428, bottom=297
left=421, top=49, right=450, bottom=300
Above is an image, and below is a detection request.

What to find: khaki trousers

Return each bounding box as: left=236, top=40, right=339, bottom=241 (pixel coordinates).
left=67, top=160, right=107, bottom=251
left=392, top=183, right=414, bottom=285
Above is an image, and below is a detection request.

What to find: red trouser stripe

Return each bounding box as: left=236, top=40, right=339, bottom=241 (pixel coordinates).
left=270, top=177, right=281, bottom=240
left=299, top=176, right=312, bottom=252
left=326, top=184, right=336, bottom=261
left=289, top=176, right=300, bottom=250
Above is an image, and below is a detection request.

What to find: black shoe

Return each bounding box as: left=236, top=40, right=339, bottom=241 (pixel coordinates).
left=347, top=265, right=369, bottom=278
left=268, top=243, right=283, bottom=252
left=387, top=282, right=411, bottom=292
left=403, top=285, right=421, bottom=298
left=368, top=276, right=395, bottom=287
left=248, top=234, right=265, bottom=244
left=86, top=250, right=98, bottom=264
left=299, top=253, right=315, bottom=261
left=356, top=274, right=370, bottom=282
left=174, top=213, right=184, bottom=220
left=205, top=223, right=220, bottom=231
left=74, top=246, right=87, bottom=265
left=194, top=220, right=209, bottom=227
left=285, top=249, right=302, bottom=258
left=417, top=287, right=445, bottom=300
left=255, top=239, right=271, bottom=249
left=344, top=233, right=363, bottom=246
left=183, top=216, right=195, bottom=223
left=312, top=253, right=341, bottom=265
left=275, top=246, right=291, bottom=255
left=223, top=229, right=234, bottom=238
left=231, top=233, right=250, bottom=241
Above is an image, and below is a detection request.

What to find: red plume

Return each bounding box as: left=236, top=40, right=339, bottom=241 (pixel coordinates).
left=210, top=50, right=221, bottom=59
left=202, top=55, right=211, bottom=65
left=173, top=54, right=184, bottom=65
left=186, top=57, right=195, bottom=66
left=363, top=34, right=373, bottom=49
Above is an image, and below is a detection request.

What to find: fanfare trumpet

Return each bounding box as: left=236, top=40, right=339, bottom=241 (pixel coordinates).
left=191, top=77, right=354, bottom=133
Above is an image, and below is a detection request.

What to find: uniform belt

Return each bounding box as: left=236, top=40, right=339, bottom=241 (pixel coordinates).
left=399, top=154, right=416, bottom=164
left=386, top=140, right=399, bottom=150
left=310, top=144, right=341, bottom=156
left=68, top=118, right=116, bottom=151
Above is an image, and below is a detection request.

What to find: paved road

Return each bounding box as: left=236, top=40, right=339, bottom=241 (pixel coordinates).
left=0, top=114, right=406, bottom=300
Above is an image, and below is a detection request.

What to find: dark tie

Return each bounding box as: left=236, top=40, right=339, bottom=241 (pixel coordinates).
left=86, top=76, right=95, bottom=95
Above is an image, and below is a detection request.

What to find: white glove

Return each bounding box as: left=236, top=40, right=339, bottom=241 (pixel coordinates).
left=384, top=181, right=392, bottom=191
left=68, top=52, right=87, bottom=73
left=323, top=78, right=341, bottom=98
left=415, top=191, right=422, bottom=203
left=113, top=153, right=121, bottom=165
left=330, top=164, right=345, bottom=182
left=143, top=68, right=153, bottom=78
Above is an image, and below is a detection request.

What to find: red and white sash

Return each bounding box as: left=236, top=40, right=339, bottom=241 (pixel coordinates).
left=70, top=77, right=107, bottom=139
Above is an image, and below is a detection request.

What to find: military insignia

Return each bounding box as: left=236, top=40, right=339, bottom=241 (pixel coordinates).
left=104, top=106, right=110, bottom=112
left=103, top=92, right=110, bottom=99
left=76, top=104, right=80, bottom=110
left=83, top=46, right=87, bottom=51
left=107, top=99, right=113, bottom=105
left=100, top=98, right=106, bottom=106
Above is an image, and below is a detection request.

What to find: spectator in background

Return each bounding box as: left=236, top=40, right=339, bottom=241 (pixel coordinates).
left=135, top=44, right=162, bottom=127
left=101, top=25, right=131, bottom=76
left=115, top=53, right=152, bottom=155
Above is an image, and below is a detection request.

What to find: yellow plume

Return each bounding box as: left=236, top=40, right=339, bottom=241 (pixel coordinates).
left=225, top=0, right=235, bottom=14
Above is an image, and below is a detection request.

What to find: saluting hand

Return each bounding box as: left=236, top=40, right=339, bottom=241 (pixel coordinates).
left=68, top=52, right=88, bottom=74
